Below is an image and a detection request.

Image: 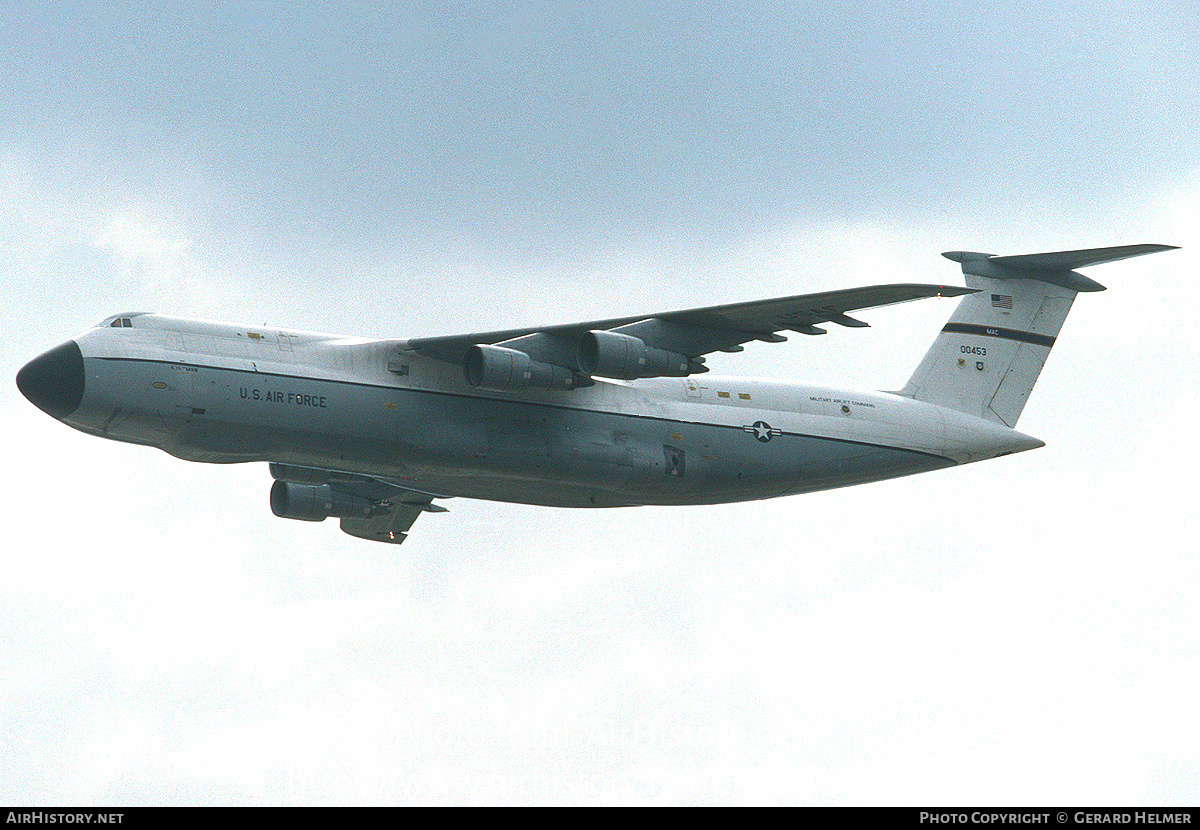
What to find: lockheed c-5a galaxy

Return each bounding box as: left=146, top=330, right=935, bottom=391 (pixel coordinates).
left=17, top=244, right=1176, bottom=545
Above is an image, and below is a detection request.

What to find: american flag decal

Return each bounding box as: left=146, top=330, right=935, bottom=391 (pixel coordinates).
left=991, top=294, right=1013, bottom=309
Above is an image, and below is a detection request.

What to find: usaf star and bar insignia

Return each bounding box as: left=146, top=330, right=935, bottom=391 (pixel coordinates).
left=742, top=421, right=781, bottom=442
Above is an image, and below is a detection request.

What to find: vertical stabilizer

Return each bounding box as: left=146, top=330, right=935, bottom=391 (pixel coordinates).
left=899, top=244, right=1176, bottom=427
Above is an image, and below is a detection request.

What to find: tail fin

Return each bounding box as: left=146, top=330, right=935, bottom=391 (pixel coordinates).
left=899, top=244, right=1177, bottom=427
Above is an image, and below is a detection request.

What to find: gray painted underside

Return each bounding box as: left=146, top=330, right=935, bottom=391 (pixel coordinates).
left=71, top=356, right=954, bottom=508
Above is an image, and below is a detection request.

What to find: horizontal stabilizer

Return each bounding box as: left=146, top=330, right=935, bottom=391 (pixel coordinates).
left=941, top=244, right=1178, bottom=293
left=987, top=244, right=1179, bottom=271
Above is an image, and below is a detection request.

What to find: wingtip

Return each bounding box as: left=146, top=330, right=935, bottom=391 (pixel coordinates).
left=942, top=251, right=994, bottom=263
left=938, top=285, right=979, bottom=298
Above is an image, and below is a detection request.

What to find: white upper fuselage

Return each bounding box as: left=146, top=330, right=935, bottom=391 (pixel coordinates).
left=54, top=313, right=1042, bottom=508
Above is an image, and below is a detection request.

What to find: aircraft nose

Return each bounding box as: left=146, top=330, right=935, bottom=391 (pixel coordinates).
left=16, top=340, right=85, bottom=420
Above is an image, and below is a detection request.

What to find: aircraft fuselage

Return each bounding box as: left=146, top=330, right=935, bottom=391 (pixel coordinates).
left=32, top=313, right=1041, bottom=509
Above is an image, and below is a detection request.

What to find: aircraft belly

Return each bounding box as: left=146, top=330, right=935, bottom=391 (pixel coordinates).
left=395, top=394, right=654, bottom=502
left=781, top=436, right=955, bottom=495
left=73, top=355, right=956, bottom=506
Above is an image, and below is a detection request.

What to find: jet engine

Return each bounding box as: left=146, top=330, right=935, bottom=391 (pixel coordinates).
left=579, top=330, right=701, bottom=380
left=270, top=480, right=377, bottom=522
left=464, top=344, right=577, bottom=391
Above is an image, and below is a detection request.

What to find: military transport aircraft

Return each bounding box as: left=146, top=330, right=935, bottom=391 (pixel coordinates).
left=17, top=243, right=1176, bottom=544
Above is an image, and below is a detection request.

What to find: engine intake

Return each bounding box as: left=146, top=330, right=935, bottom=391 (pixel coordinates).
left=464, top=344, right=577, bottom=391
left=579, top=330, right=699, bottom=380
left=270, top=481, right=377, bottom=522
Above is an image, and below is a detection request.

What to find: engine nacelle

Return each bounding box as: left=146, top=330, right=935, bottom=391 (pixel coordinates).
left=269, top=462, right=333, bottom=485
left=464, top=344, right=576, bottom=391
left=579, top=330, right=698, bottom=380
left=269, top=462, right=374, bottom=487
left=270, top=481, right=376, bottom=522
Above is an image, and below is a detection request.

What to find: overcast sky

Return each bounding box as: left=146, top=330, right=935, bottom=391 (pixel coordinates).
left=3, top=0, right=1198, bottom=805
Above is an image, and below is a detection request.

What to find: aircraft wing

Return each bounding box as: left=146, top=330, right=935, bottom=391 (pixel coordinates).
left=340, top=492, right=441, bottom=545
left=404, top=283, right=975, bottom=368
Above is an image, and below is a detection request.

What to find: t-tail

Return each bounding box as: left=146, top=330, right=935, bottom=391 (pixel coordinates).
left=899, top=244, right=1178, bottom=427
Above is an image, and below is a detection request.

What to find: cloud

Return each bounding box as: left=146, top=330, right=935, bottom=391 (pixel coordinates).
left=92, top=213, right=195, bottom=279
left=4, top=2, right=1199, bottom=805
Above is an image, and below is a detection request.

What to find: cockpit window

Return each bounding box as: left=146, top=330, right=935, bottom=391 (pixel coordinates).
left=95, top=312, right=149, bottom=328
